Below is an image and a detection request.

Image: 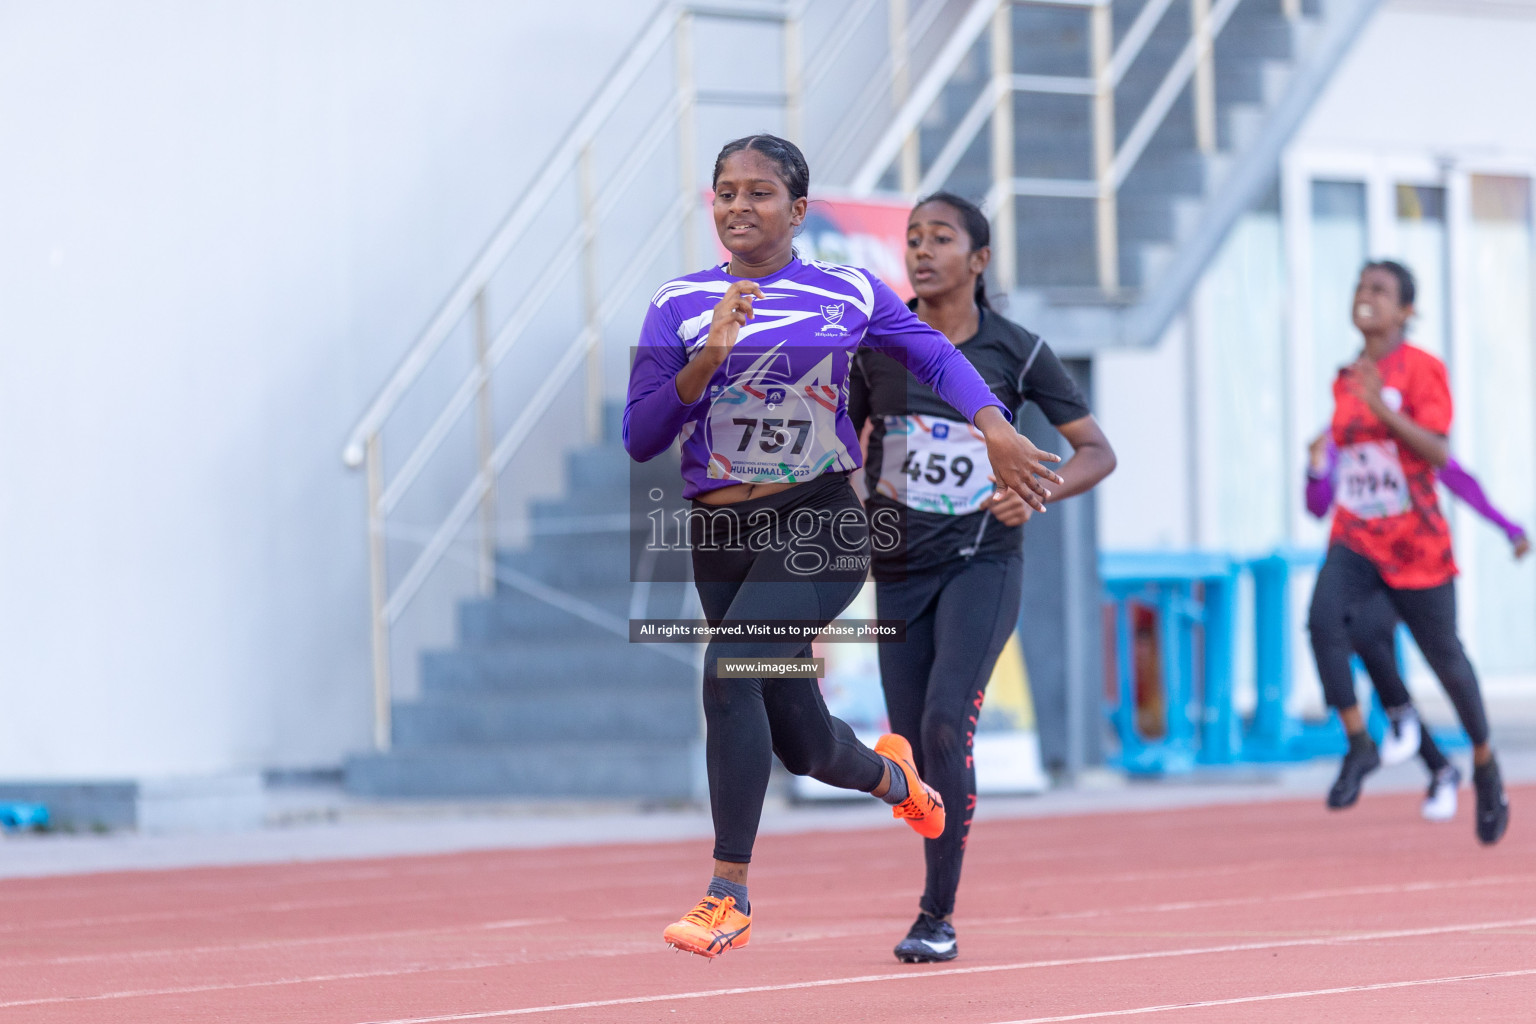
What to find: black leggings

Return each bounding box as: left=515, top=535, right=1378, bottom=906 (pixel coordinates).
left=875, top=552, right=1023, bottom=920
left=1308, top=544, right=1489, bottom=746
left=1345, top=592, right=1450, bottom=773
left=691, top=473, right=885, bottom=865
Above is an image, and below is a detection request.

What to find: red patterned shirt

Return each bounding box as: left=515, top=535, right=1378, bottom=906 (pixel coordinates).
left=1328, top=343, right=1455, bottom=589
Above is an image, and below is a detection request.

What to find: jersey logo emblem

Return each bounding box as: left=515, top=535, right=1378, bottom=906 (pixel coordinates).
left=931, top=422, right=949, bottom=439
left=818, top=303, right=848, bottom=333
left=765, top=387, right=786, bottom=408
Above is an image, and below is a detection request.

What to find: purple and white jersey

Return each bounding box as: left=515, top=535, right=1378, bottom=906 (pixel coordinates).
left=624, top=258, right=1008, bottom=498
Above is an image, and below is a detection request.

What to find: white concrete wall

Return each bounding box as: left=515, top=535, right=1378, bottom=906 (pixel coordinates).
left=0, top=0, right=655, bottom=779
left=1296, top=0, right=1536, bottom=156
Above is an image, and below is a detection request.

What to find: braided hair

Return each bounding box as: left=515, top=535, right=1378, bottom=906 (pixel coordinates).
left=712, top=135, right=810, bottom=201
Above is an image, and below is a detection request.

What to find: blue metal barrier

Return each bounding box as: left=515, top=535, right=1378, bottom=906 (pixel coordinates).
left=1102, top=547, right=1467, bottom=774
left=1242, top=548, right=1467, bottom=761
left=0, top=802, right=49, bottom=831
left=1101, top=552, right=1238, bottom=774
left=1243, top=548, right=1343, bottom=761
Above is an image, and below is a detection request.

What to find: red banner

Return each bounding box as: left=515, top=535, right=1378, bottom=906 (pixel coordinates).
left=710, top=193, right=915, bottom=300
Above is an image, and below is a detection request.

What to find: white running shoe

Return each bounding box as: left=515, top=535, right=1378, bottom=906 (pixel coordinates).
left=1380, top=708, right=1422, bottom=767
left=1422, top=765, right=1460, bottom=823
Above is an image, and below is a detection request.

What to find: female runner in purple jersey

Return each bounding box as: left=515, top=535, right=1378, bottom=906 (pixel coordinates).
left=624, top=135, right=1065, bottom=959
left=849, top=193, right=1115, bottom=963
left=1306, top=430, right=1528, bottom=820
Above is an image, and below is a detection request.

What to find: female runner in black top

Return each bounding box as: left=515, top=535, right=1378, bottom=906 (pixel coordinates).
left=848, top=192, right=1116, bottom=963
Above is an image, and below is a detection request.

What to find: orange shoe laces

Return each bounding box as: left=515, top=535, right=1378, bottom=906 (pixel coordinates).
left=893, top=786, right=940, bottom=819
left=683, top=895, right=737, bottom=928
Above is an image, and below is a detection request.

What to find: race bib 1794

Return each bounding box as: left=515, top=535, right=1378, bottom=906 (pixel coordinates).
left=1336, top=440, right=1411, bottom=520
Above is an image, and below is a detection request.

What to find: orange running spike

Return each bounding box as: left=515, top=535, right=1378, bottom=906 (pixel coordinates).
left=662, top=895, right=751, bottom=958
left=875, top=733, right=946, bottom=840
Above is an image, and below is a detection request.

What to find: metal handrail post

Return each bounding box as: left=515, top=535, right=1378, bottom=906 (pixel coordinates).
left=1191, top=0, right=1216, bottom=153
left=989, top=1, right=1016, bottom=293
left=784, top=3, right=804, bottom=143
left=474, top=290, right=496, bottom=596
left=676, top=9, right=699, bottom=269
left=365, top=434, right=391, bottom=751
left=580, top=144, right=602, bottom=443
left=889, top=0, right=920, bottom=193
left=1090, top=2, right=1119, bottom=293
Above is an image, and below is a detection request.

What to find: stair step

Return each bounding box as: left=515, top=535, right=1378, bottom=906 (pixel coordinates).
left=345, top=741, right=699, bottom=799
left=460, top=580, right=695, bottom=641
left=421, top=640, right=695, bottom=695
left=1220, top=101, right=1269, bottom=154
left=1213, top=16, right=1295, bottom=59
left=459, top=586, right=631, bottom=641
left=1123, top=192, right=1207, bottom=243
left=565, top=445, right=631, bottom=493
left=393, top=688, right=699, bottom=746
left=497, top=538, right=633, bottom=588
left=603, top=401, right=624, bottom=446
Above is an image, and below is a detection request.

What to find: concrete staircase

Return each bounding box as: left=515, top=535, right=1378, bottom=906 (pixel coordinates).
left=342, top=0, right=1383, bottom=801
left=346, top=408, right=702, bottom=800
left=896, top=0, right=1380, bottom=352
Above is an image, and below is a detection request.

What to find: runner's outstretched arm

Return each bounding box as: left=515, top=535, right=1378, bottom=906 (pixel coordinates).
left=1440, top=459, right=1530, bottom=556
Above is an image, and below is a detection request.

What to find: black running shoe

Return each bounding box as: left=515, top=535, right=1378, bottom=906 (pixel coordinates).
left=1327, top=734, right=1380, bottom=809
left=894, top=912, right=957, bottom=963
left=1473, top=758, right=1510, bottom=846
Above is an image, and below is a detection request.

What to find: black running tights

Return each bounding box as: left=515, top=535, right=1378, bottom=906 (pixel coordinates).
left=1308, top=544, right=1489, bottom=746
left=875, top=552, right=1023, bottom=920
left=1343, top=592, right=1450, bottom=772
left=691, top=475, right=886, bottom=865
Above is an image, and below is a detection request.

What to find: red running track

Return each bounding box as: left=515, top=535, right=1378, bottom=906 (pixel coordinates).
left=1, top=788, right=1533, bottom=1023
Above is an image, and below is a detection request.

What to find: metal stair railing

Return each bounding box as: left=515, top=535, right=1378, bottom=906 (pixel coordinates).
left=339, top=0, right=962, bottom=753
left=851, top=0, right=1292, bottom=296
left=854, top=0, right=1394, bottom=343
left=854, top=0, right=1271, bottom=294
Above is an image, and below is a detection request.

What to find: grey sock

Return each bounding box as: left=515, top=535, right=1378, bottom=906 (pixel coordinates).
left=878, top=755, right=909, bottom=805
left=706, top=876, right=749, bottom=914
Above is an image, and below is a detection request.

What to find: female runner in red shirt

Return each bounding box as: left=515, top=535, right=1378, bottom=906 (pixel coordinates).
left=1307, top=260, right=1508, bottom=844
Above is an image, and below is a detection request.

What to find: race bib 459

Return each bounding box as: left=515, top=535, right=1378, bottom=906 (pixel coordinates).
left=876, top=415, right=994, bottom=515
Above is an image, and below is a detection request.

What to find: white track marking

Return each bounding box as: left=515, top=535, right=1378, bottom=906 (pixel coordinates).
left=983, top=968, right=1536, bottom=1022
left=9, top=869, right=1529, bottom=946
left=0, top=946, right=654, bottom=1011
left=0, top=918, right=564, bottom=968
left=349, top=914, right=1536, bottom=1023
left=990, top=873, right=1536, bottom=924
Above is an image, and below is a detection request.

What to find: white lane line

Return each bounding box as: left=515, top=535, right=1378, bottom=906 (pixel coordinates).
left=983, top=968, right=1536, bottom=1023
left=3, top=867, right=1513, bottom=971
left=10, top=868, right=1531, bottom=950
left=0, top=947, right=655, bottom=1012
left=0, top=885, right=496, bottom=936
left=350, top=914, right=1536, bottom=1023
left=1000, top=873, right=1536, bottom=924
left=0, top=918, right=564, bottom=968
